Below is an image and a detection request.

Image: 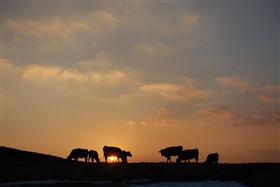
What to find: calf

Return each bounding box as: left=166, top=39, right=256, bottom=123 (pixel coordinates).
left=88, top=150, right=100, bottom=163
left=205, top=153, right=219, bottom=164
left=159, top=146, right=183, bottom=163
left=121, top=151, right=132, bottom=163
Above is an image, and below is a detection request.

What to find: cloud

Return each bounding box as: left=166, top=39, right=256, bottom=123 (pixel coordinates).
left=259, top=95, right=280, bottom=105
left=22, top=65, right=62, bottom=81
left=5, top=58, right=139, bottom=130
left=76, top=52, right=116, bottom=72
left=258, top=84, right=279, bottom=104
left=198, top=107, right=279, bottom=127
left=90, top=71, right=127, bottom=84
left=7, top=18, right=90, bottom=39
left=127, top=107, right=187, bottom=127
left=261, top=84, right=280, bottom=93
left=1, top=58, right=11, bottom=68
left=166, top=13, right=202, bottom=36
left=153, top=107, right=169, bottom=118
left=88, top=10, right=119, bottom=29
left=215, top=75, right=252, bottom=92
left=140, top=83, right=182, bottom=92
left=7, top=61, right=128, bottom=85
left=6, top=10, right=119, bottom=40
left=180, top=13, right=201, bottom=25
left=135, top=42, right=181, bottom=56
left=139, top=77, right=213, bottom=103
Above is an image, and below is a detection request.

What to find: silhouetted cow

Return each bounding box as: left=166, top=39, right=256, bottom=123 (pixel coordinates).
left=67, top=148, right=88, bottom=162
left=88, top=150, right=100, bottom=163
left=159, top=146, right=183, bottom=163
left=103, top=146, right=122, bottom=162
left=121, top=150, right=132, bottom=163
left=176, top=149, right=199, bottom=163
left=205, top=153, right=219, bottom=164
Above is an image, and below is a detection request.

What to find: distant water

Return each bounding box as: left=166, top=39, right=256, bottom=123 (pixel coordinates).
left=130, top=181, right=248, bottom=187
left=0, top=180, right=248, bottom=187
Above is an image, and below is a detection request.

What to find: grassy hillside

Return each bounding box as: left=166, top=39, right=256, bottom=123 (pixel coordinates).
left=0, top=146, right=279, bottom=187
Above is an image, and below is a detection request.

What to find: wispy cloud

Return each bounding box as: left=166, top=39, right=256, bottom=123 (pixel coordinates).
left=76, top=52, right=119, bottom=72
left=259, top=95, right=280, bottom=105
left=180, top=13, right=201, bottom=25
left=261, top=84, right=280, bottom=93
left=135, top=42, right=181, bottom=56
left=7, top=18, right=90, bottom=39
left=166, top=13, right=202, bottom=36
left=6, top=10, right=119, bottom=41
left=258, top=84, right=279, bottom=104
left=139, top=77, right=213, bottom=103
left=215, top=75, right=252, bottom=92
left=6, top=61, right=128, bottom=85
left=198, top=107, right=279, bottom=127
left=140, top=83, right=182, bottom=92
left=88, top=10, right=119, bottom=29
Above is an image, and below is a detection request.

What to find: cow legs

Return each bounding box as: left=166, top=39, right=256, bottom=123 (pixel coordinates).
left=167, top=156, right=171, bottom=163
left=166, top=157, right=169, bottom=163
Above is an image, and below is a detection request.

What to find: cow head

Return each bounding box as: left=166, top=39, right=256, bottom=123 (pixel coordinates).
left=126, top=151, right=132, bottom=157
left=122, top=151, right=132, bottom=157
left=159, top=149, right=165, bottom=156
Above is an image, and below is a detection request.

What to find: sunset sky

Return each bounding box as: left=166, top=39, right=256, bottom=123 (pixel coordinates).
left=1, top=0, right=279, bottom=163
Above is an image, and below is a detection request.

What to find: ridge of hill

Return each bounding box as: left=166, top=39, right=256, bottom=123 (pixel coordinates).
left=0, top=146, right=279, bottom=186
left=0, top=146, right=65, bottom=164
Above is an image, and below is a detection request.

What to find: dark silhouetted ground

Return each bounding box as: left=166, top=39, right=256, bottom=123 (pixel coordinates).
left=0, top=146, right=279, bottom=187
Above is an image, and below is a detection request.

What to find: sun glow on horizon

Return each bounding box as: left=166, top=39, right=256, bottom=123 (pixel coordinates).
left=108, top=156, right=118, bottom=163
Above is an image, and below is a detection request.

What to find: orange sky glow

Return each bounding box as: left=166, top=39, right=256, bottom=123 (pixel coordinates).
left=1, top=1, right=279, bottom=163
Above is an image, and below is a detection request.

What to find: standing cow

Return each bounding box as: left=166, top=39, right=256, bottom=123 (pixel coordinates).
left=176, top=149, right=199, bottom=163
left=88, top=150, right=100, bottom=163
left=205, top=153, right=219, bottom=164
left=67, top=148, right=89, bottom=162
left=103, top=146, right=122, bottom=162
left=159, top=146, right=183, bottom=163
left=121, top=151, right=132, bottom=163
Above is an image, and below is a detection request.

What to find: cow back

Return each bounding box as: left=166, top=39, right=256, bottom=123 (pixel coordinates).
left=178, top=149, right=199, bottom=160
left=206, top=153, right=219, bottom=163
left=68, top=148, right=88, bottom=159
left=103, top=146, right=122, bottom=158
left=160, top=146, right=183, bottom=157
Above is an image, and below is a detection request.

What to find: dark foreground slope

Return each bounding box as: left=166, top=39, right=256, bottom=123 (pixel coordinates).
left=0, top=146, right=279, bottom=187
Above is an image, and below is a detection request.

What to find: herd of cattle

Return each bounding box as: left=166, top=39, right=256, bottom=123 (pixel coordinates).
left=159, top=146, right=219, bottom=164
left=67, top=146, right=132, bottom=163
left=67, top=145, right=219, bottom=164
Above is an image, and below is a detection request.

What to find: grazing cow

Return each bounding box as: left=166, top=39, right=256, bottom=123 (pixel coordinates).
left=88, top=150, right=100, bottom=163
left=103, top=146, right=122, bottom=162
left=176, top=149, right=199, bottom=163
left=159, top=146, right=183, bottom=163
left=205, top=153, right=219, bottom=164
left=121, top=151, right=132, bottom=163
left=67, top=148, right=89, bottom=162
